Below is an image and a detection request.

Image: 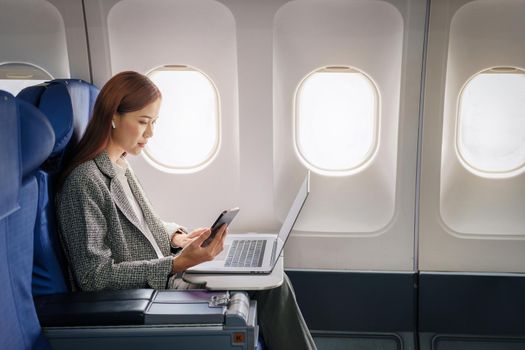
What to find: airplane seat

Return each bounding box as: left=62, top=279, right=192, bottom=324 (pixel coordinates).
left=13, top=82, right=261, bottom=350
left=18, top=79, right=99, bottom=296
left=0, top=90, right=55, bottom=349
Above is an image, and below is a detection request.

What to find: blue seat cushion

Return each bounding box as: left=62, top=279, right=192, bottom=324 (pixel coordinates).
left=39, top=80, right=98, bottom=157
left=32, top=170, right=69, bottom=295
left=0, top=91, right=21, bottom=220
left=17, top=84, right=48, bottom=107
left=24, top=80, right=99, bottom=295
left=1, top=179, right=50, bottom=350
left=16, top=98, right=64, bottom=297
left=0, top=211, right=25, bottom=350
left=0, top=92, right=53, bottom=349
left=18, top=100, right=54, bottom=178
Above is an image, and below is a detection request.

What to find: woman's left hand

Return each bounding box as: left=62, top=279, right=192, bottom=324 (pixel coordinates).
left=171, top=228, right=205, bottom=248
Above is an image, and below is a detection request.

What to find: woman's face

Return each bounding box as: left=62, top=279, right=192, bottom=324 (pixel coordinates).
left=111, top=98, right=161, bottom=156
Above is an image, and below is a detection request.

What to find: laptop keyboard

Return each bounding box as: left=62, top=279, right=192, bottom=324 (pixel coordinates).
left=225, top=240, right=266, bottom=267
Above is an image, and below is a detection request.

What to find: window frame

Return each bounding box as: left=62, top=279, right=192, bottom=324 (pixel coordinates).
left=455, top=66, right=525, bottom=179
left=0, top=62, right=53, bottom=95
left=144, top=64, right=222, bottom=174
left=293, top=66, right=381, bottom=177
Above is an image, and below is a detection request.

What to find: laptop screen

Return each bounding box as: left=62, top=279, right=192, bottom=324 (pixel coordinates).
left=272, top=172, right=310, bottom=265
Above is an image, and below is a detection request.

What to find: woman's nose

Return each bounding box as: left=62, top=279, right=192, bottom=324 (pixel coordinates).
left=144, top=124, right=154, bottom=138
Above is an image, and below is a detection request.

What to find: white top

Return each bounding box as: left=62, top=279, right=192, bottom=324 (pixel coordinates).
left=113, top=160, right=165, bottom=259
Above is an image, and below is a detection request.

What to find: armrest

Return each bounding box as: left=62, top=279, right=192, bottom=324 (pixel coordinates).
left=37, top=290, right=259, bottom=350
left=35, top=289, right=155, bottom=327
left=35, top=289, right=254, bottom=328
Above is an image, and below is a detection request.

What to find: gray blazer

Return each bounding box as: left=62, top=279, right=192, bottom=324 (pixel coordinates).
left=57, top=151, right=176, bottom=291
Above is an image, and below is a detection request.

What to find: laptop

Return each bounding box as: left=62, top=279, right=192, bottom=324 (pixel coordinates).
left=186, top=173, right=310, bottom=274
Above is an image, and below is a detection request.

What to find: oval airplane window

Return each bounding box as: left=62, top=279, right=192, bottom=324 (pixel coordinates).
left=457, top=67, right=525, bottom=177
left=146, top=65, right=220, bottom=173
left=0, top=62, right=52, bottom=95
left=295, top=66, right=379, bottom=176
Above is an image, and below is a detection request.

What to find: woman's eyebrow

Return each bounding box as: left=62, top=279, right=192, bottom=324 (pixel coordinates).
left=139, top=115, right=159, bottom=119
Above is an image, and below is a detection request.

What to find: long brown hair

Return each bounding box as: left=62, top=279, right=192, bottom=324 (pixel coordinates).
left=58, top=71, right=161, bottom=189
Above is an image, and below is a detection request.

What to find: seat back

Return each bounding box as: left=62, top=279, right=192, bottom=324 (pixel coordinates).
left=0, top=90, right=54, bottom=349
left=18, top=79, right=99, bottom=164
left=18, top=79, right=99, bottom=296
left=0, top=91, right=20, bottom=219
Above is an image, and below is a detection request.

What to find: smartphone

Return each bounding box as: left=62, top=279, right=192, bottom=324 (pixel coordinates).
left=201, top=207, right=240, bottom=247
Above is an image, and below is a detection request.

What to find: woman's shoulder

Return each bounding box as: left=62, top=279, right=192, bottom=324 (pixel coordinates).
left=56, top=159, right=110, bottom=215
left=61, top=159, right=106, bottom=194
left=69, top=159, right=100, bottom=179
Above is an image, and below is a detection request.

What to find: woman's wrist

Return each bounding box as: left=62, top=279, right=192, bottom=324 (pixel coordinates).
left=171, top=253, right=190, bottom=273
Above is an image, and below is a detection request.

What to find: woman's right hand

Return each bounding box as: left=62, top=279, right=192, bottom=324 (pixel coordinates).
left=171, top=225, right=227, bottom=273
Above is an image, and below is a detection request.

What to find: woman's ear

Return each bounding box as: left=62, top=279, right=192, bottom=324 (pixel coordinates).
left=112, top=113, right=121, bottom=129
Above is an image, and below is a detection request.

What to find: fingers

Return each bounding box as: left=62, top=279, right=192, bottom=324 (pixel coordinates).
left=208, top=224, right=227, bottom=251
left=193, top=228, right=212, bottom=245
left=182, top=225, right=227, bottom=264
left=188, top=228, right=206, bottom=238
left=217, top=224, right=227, bottom=239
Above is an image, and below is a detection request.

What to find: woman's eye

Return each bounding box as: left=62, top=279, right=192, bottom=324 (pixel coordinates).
left=139, top=121, right=148, bottom=125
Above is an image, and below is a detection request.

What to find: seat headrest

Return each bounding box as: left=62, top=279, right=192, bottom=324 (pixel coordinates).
left=17, top=83, right=48, bottom=106
left=17, top=79, right=99, bottom=158
left=18, top=99, right=55, bottom=178
left=39, top=80, right=98, bottom=156
left=0, top=91, right=21, bottom=219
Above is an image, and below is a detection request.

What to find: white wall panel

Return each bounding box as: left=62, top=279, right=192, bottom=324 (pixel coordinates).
left=274, top=0, right=425, bottom=270
left=440, top=0, right=525, bottom=237
left=274, top=0, right=402, bottom=234
left=420, top=0, right=525, bottom=272
left=215, top=0, right=285, bottom=233
left=0, top=0, right=69, bottom=78
left=47, top=0, right=91, bottom=81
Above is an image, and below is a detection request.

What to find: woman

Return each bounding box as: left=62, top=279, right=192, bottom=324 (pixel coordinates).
left=57, top=71, right=316, bottom=350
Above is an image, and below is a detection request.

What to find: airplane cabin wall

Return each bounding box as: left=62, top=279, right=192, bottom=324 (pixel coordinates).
left=0, top=0, right=425, bottom=273
left=1, top=0, right=524, bottom=306
left=3, top=0, right=525, bottom=348
left=419, top=0, right=525, bottom=273
left=46, top=0, right=91, bottom=81
left=273, top=0, right=425, bottom=271
left=0, top=0, right=71, bottom=79
left=82, top=0, right=426, bottom=272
